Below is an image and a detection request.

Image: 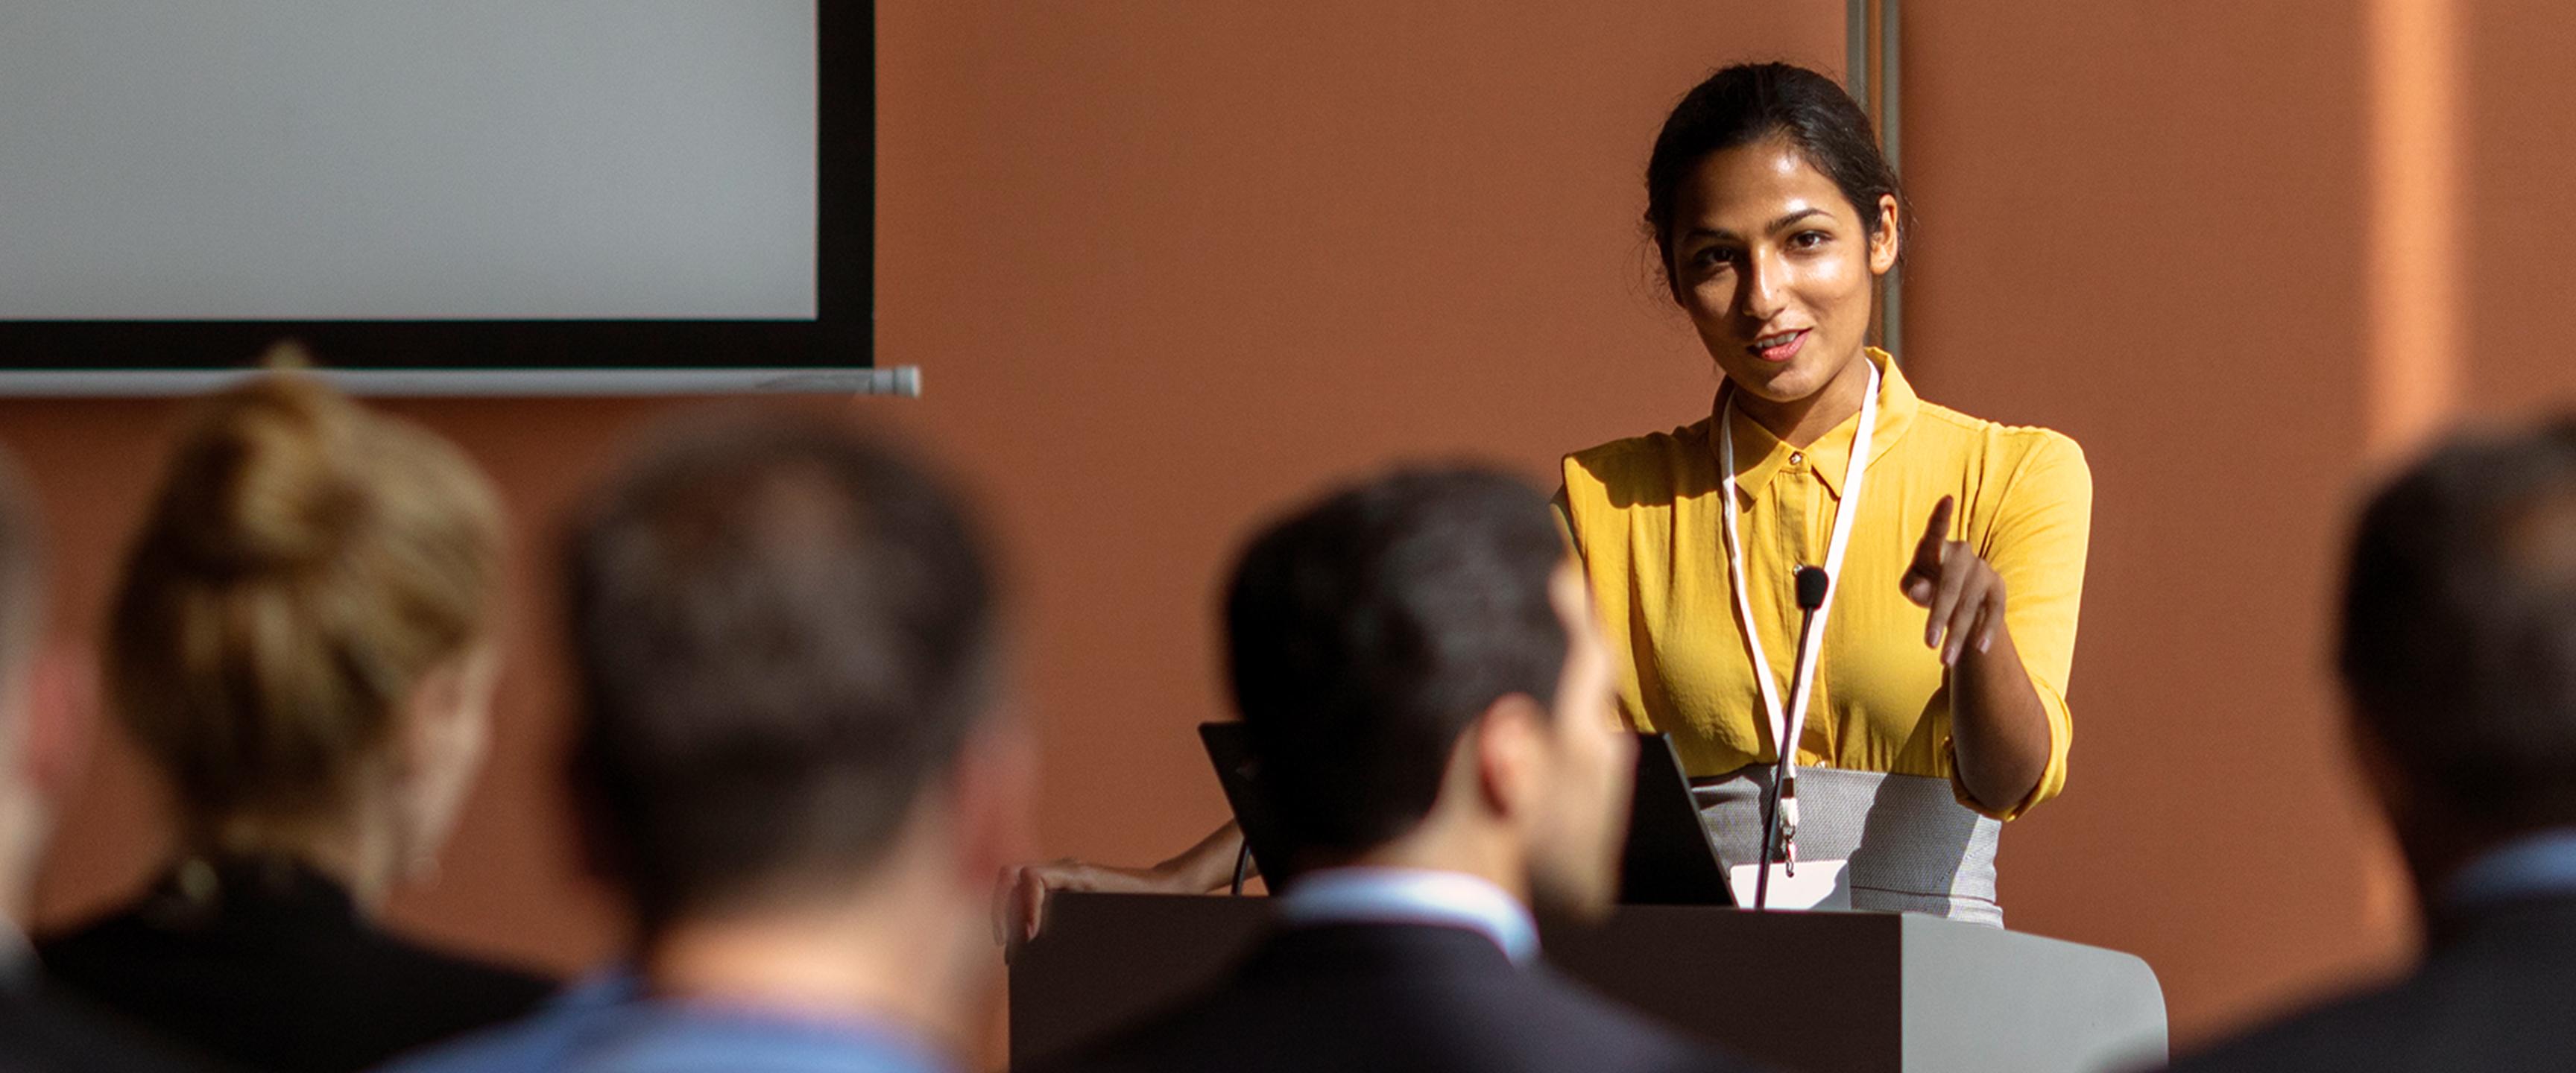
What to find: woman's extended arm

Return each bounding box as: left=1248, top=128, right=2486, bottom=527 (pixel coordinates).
left=1901, top=434, right=2092, bottom=817
left=1901, top=496, right=2054, bottom=814
left=997, top=821, right=1247, bottom=951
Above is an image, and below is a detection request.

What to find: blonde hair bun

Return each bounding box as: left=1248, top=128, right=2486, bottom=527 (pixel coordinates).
left=160, top=372, right=365, bottom=576
left=110, top=349, right=506, bottom=825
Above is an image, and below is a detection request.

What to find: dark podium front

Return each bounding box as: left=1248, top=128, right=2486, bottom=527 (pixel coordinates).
left=1011, top=893, right=2166, bottom=1073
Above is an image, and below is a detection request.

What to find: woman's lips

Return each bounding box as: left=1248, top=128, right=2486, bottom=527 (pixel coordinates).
left=1749, top=329, right=1808, bottom=364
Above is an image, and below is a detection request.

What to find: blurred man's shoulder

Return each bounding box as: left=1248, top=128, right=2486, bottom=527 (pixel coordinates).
left=0, top=981, right=225, bottom=1073
left=1024, top=927, right=1764, bottom=1073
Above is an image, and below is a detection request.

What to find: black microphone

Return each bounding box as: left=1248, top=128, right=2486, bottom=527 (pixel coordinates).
left=1755, top=566, right=1833, bottom=911
left=1795, top=565, right=1831, bottom=613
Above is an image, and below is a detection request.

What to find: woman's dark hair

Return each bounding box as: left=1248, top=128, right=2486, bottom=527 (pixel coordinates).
left=1644, top=62, right=1906, bottom=279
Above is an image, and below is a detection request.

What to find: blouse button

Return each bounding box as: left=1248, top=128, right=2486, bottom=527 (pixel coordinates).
left=1789, top=451, right=1805, bottom=466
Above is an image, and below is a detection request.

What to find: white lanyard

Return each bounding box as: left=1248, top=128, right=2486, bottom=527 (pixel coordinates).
left=1717, top=358, right=1880, bottom=832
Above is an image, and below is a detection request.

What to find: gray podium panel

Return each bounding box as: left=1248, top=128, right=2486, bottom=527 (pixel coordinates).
left=1011, top=893, right=2166, bottom=1073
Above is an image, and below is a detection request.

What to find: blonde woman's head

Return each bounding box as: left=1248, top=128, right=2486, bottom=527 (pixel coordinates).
left=109, top=358, right=505, bottom=894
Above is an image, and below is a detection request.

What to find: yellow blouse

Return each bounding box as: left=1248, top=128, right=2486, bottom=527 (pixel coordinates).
left=1559, top=349, right=2090, bottom=820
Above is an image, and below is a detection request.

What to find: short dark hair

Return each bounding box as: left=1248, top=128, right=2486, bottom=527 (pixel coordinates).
left=1224, top=467, right=1570, bottom=861
left=2341, top=418, right=2576, bottom=827
left=564, top=415, right=1000, bottom=926
left=1644, top=62, right=1907, bottom=284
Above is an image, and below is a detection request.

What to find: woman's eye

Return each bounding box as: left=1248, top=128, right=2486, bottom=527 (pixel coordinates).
left=1790, top=231, right=1828, bottom=250
left=1693, top=247, right=1737, bottom=269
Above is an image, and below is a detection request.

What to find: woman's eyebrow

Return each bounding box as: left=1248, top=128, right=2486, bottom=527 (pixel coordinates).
left=1685, top=206, right=1833, bottom=243
left=1767, top=207, right=1831, bottom=232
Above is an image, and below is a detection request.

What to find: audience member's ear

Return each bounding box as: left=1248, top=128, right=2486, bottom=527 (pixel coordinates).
left=22, top=641, right=97, bottom=803
left=397, top=653, right=493, bottom=778
left=949, top=707, right=1039, bottom=894
left=563, top=735, right=632, bottom=892
left=2345, top=707, right=2412, bottom=828
left=1473, top=695, right=1550, bottom=824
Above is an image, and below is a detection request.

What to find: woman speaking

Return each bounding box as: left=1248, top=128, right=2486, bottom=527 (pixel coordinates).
left=1557, top=61, right=2087, bottom=923
left=1006, top=62, right=2088, bottom=929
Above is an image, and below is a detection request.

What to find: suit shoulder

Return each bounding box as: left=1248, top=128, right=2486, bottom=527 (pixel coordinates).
left=1028, top=968, right=1764, bottom=1073
left=1515, top=974, right=1767, bottom=1072
left=0, top=987, right=221, bottom=1073
left=2167, top=981, right=2437, bottom=1072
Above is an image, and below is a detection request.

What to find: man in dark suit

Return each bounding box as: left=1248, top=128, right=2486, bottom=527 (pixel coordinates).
left=0, top=455, right=209, bottom=1073
left=2171, top=420, right=2576, bottom=1072
left=1032, top=469, right=1756, bottom=1073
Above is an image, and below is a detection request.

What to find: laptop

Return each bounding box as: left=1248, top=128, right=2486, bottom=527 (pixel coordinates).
left=1198, top=723, right=1732, bottom=905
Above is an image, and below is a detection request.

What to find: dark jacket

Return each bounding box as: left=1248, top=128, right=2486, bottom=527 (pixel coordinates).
left=1032, top=922, right=1761, bottom=1073
left=37, top=858, right=555, bottom=1073
left=0, top=948, right=219, bottom=1073
left=2168, top=893, right=2576, bottom=1072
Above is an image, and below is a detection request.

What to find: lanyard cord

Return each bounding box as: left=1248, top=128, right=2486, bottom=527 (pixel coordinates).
left=1717, top=358, right=1881, bottom=858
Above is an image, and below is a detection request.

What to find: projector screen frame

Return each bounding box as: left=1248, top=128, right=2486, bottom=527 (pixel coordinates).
left=0, top=1, right=884, bottom=396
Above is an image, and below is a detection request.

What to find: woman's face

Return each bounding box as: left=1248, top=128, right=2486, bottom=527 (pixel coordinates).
left=1664, top=136, right=1899, bottom=405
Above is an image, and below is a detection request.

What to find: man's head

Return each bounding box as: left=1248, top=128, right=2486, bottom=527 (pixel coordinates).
left=2342, top=417, right=2576, bottom=881
left=564, top=414, right=1024, bottom=941
left=1225, top=467, right=1632, bottom=917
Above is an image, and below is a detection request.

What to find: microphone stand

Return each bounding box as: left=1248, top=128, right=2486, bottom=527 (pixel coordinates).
left=1755, top=565, right=1833, bottom=911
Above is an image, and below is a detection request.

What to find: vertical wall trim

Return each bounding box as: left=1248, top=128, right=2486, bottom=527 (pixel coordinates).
left=2365, top=0, right=2463, bottom=455
left=1849, top=0, right=1901, bottom=361
left=1846, top=0, right=1870, bottom=109
left=1880, top=0, right=1902, bottom=361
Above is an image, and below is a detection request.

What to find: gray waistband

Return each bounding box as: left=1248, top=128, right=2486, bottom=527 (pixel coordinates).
left=1692, top=765, right=2003, bottom=927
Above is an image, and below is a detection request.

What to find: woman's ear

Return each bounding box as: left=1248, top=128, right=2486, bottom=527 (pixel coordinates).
left=1869, top=194, right=1901, bottom=276
left=2346, top=709, right=2411, bottom=829
left=397, top=658, right=467, bottom=778
left=388, top=647, right=499, bottom=879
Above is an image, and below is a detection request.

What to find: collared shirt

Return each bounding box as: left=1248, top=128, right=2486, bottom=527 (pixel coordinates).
left=1274, top=868, right=1540, bottom=966
left=0, top=922, right=29, bottom=984
left=378, top=969, right=953, bottom=1073
left=2444, top=829, right=2576, bottom=911
left=1559, top=349, right=2091, bottom=820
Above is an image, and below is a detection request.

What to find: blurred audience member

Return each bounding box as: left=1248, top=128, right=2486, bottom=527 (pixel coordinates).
left=1029, top=469, right=1758, bottom=1073
left=383, top=414, right=1026, bottom=1072
left=0, top=451, right=209, bottom=1072
left=40, top=367, right=551, bottom=1073
left=2171, top=420, right=2576, bottom=1072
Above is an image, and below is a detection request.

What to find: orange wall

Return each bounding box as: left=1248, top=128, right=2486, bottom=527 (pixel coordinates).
left=1904, top=1, right=2406, bottom=1045
left=18, top=0, right=2576, bottom=1060
left=2468, top=0, right=2576, bottom=414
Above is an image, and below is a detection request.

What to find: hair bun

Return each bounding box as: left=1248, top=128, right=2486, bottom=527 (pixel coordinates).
left=161, top=361, right=365, bottom=576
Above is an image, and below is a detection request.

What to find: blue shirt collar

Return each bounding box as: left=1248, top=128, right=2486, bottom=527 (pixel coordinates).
left=2443, top=828, right=2576, bottom=911
left=449, top=967, right=953, bottom=1073
left=574, top=1001, right=953, bottom=1073
left=1275, top=867, right=1539, bottom=966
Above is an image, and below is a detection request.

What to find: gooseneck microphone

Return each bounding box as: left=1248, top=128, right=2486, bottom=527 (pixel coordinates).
left=1755, top=565, right=1834, bottom=911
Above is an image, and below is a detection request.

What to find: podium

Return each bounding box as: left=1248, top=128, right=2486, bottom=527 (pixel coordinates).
left=1011, top=893, right=2167, bottom=1073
